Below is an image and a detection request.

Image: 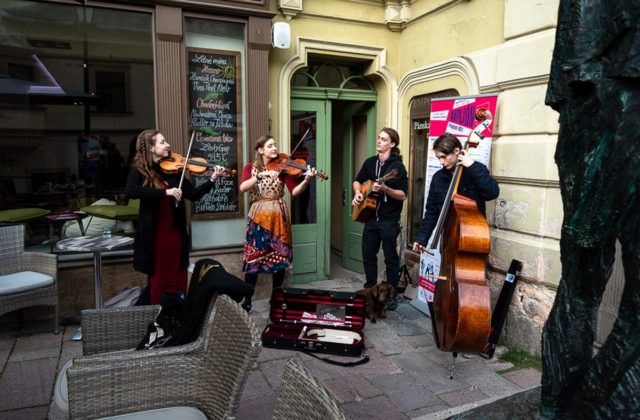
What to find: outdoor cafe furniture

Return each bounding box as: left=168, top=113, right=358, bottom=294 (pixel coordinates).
left=54, top=294, right=261, bottom=419
left=44, top=211, right=86, bottom=252
left=272, top=358, right=348, bottom=420
left=0, top=207, right=50, bottom=225
left=56, top=234, right=134, bottom=341
left=0, top=224, right=58, bottom=334
left=81, top=198, right=139, bottom=231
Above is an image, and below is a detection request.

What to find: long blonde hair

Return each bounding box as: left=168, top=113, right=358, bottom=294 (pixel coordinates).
left=132, top=129, right=164, bottom=187
left=253, top=134, right=275, bottom=172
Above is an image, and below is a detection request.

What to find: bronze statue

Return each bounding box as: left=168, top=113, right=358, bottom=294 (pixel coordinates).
left=542, top=0, right=640, bottom=417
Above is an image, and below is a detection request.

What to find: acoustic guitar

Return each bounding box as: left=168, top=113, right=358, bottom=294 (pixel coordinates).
left=352, top=169, right=398, bottom=223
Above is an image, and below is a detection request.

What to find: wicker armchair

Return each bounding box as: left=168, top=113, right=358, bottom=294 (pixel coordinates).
left=272, top=358, right=349, bottom=420
left=63, top=294, right=261, bottom=419
left=0, top=224, right=58, bottom=334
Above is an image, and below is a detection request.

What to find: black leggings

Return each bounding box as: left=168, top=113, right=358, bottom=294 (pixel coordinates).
left=243, top=270, right=285, bottom=303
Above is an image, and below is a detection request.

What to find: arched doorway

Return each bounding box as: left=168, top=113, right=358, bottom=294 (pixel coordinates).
left=288, top=59, right=377, bottom=282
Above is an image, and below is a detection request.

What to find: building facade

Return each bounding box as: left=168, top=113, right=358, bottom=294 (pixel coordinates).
left=6, top=0, right=622, bottom=355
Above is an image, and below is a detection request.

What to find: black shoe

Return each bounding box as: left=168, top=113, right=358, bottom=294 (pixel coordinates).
left=241, top=300, right=252, bottom=313
left=363, top=282, right=376, bottom=289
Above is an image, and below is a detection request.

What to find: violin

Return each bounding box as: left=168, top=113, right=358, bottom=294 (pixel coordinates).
left=266, top=153, right=329, bottom=180
left=429, top=108, right=493, bottom=354
left=160, top=152, right=237, bottom=177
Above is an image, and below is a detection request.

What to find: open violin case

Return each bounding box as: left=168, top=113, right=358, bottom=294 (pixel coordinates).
left=261, top=288, right=367, bottom=357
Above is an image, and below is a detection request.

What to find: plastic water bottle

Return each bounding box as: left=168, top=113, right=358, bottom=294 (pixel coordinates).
left=103, top=226, right=111, bottom=240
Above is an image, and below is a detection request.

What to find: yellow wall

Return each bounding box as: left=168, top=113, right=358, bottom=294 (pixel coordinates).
left=267, top=0, right=564, bottom=354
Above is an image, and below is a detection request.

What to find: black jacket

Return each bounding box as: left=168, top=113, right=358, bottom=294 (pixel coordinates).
left=354, top=155, right=408, bottom=221
left=414, top=161, right=499, bottom=246
left=125, top=164, right=215, bottom=275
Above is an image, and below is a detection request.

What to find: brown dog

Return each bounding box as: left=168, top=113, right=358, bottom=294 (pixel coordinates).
left=356, top=282, right=396, bottom=323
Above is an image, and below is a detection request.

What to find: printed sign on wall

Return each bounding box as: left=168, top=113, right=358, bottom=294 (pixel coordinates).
left=418, top=94, right=498, bottom=306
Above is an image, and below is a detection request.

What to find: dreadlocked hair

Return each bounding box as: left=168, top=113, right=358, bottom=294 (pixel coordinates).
left=253, top=134, right=274, bottom=172
left=132, top=129, right=164, bottom=188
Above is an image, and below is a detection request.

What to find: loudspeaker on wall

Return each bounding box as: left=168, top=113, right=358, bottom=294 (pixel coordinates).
left=272, top=22, right=291, bottom=49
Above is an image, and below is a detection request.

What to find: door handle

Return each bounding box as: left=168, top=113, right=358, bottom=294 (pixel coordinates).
left=342, top=189, right=346, bottom=206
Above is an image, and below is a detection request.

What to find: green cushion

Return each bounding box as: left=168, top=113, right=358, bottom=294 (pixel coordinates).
left=81, top=205, right=138, bottom=220
left=0, top=208, right=50, bottom=223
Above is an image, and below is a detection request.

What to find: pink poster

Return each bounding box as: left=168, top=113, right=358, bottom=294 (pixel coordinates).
left=428, top=95, right=498, bottom=140
left=417, top=94, right=498, bottom=308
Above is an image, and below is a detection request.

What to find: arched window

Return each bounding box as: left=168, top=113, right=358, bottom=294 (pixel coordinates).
left=291, top=60, right=375, bottom=91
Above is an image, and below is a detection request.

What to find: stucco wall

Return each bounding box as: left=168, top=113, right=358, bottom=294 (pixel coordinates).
left=268, top=0, right=561, bottom=355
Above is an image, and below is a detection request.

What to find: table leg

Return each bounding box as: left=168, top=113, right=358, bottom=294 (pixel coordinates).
left=49, top=223, right=54, bottom=253
left=75, top=251, right=104, bottom=341
left=77, top=218, right=85, bottom=236
left=93, top=251, right=103, bottom=308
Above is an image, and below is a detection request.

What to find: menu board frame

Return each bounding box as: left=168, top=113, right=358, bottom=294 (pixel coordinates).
left=186, top=47, right=244, bottom=220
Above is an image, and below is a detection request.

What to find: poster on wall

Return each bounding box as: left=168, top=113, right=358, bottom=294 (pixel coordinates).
left=417, top=94, right=499, bottom=309
left=186, top=48, right=243, bottom=219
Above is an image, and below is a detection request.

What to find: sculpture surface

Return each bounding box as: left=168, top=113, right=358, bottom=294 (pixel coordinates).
left=542, top=0, right=640, bottom=417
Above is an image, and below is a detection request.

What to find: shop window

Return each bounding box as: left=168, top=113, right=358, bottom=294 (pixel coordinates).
left=407, top=89, right=458, bottom=247
left=94, top=70, right=127, bottom=113
left=8, top=63, right=35, bottom=81
left=0, top=1, right=154, bottom=250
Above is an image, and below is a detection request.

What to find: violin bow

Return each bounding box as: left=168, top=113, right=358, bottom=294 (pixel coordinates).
left=176, top=131, right=196, bottom=207
left=290, top=127, right=311, bottom=157
left=284, top=127, right=312, bottom=175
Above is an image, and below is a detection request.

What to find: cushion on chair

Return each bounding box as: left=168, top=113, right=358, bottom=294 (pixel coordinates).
left=54, top=359, right=72, bottom=413
left=54, top=361, right=206, bottom=420
left=0, top=271, right=54, bottom=296
left=81, top=205, right=138, bottom=220
left=99, top=407, right=207, bottom=420
left=0, top=208, right=50, bottom=223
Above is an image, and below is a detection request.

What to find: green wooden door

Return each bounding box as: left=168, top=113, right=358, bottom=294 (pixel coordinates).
left=341, top=102, right=376, bottom=272
left=290, top=99, right=330, bottom=282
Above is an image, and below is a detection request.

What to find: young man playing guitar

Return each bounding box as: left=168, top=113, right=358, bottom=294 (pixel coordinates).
left=352, top=127, right=408, bottom=310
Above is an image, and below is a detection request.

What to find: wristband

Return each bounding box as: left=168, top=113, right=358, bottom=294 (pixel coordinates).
left=256, top=173, right=262, bottom=180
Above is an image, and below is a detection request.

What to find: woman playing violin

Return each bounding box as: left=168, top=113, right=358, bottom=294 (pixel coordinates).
left=238, top=134, right=317, bottom=312
left=125, top=129, right=225, bottom=305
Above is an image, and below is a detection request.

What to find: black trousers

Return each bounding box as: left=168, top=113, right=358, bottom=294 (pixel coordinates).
left=362, top=218, right=401, bottom=288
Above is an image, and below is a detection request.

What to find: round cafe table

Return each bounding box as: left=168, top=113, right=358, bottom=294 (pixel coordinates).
left=56, top=235, right=134, bottom=340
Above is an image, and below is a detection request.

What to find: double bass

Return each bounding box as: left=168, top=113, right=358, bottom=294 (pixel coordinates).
left=428, top=109, right=493, bottom=354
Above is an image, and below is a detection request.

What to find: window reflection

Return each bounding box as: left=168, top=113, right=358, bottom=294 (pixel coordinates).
left=290, top=112, right=317, bottom=225
left=0, top=1, right=154, bottom=250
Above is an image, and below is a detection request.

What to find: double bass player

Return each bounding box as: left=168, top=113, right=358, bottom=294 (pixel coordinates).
left=413, top=131, right=499, bottom=354
left=412, top=132, right=499, bottom=253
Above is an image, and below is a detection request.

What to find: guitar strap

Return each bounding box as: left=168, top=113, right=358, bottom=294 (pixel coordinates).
left=375, top=159, right=387, bottom=202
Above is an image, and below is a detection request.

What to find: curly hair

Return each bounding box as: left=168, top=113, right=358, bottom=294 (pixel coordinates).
left=132, top=129, right=164, bottom=187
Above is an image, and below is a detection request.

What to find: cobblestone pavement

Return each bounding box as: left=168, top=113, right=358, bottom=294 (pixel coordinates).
left=0, top=276, right=541, bottom=420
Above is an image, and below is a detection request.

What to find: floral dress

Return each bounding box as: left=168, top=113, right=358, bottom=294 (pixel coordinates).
left=241, top=163, right=296, bottom=274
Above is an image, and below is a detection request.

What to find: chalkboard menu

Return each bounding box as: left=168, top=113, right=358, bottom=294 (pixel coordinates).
left=187, top=48, right=243, bottom=219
